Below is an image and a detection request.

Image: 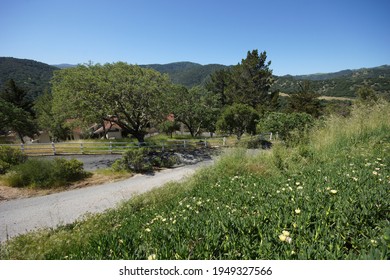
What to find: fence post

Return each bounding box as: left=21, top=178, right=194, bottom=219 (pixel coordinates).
left=183, top=140, right=186, bottom=149
left=51, top=142, right=56, bottom=155
left=204, top=138, right=207, bottom=148
left=270, top=132, right=273, bottom=141
left=20, top=143, right=25, bottom=154
left=80, top=142, right=84, bottom=154
left=109, top=141, right=113, bottom=154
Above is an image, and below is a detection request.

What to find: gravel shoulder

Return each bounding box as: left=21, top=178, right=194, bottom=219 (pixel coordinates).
left=0, top=159, right=214, bottom=243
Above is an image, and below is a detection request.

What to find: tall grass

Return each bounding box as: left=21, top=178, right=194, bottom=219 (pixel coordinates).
left=310, top=102, right=390, bottom=158
left=1, top=102, right=389, bottom=260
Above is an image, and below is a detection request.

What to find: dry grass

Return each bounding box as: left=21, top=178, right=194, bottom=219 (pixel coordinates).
left=0, top=171, right=132, bottom=201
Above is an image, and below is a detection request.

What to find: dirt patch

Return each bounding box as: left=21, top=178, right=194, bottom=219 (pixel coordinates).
left=0, top=172, right=132, bottom=202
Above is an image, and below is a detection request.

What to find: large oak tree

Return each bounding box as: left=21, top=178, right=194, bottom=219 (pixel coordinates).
left=51, top=62, right=172, bottom=142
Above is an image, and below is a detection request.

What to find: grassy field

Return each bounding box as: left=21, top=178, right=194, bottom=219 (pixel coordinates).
left=0, top=102, right=389, bottom=260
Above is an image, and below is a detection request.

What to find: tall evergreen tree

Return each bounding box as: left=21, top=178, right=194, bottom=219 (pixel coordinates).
left=205, top=68, right=232, bottom=107
left=228, top=50, right=275, bottom=109
left=0, top=79, right=37, bottom=142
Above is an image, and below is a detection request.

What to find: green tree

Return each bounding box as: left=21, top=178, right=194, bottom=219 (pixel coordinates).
left=168, top=85, right=219, bottom=137
left=205, top=68, right=232, bottom=107
left=216, top=103, right=259, bottom=140
left=228, top=50, right=275, bottom=109
left=34, top=92, right=70, bottom=141
left=288, top=81, right=323, bottom=118
left=158, top=119, right=180, bottom=138
left=356, top=85, right=379, bottom=104
left=51, top=62, right=173, bottom=142
left=257, top=112, right=314, bottom=141
left=0, top=79, right=37, bottom=142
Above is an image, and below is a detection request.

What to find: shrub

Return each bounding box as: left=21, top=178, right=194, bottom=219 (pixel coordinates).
left=4, top=158, right=88, bottom=188
left=149, top=151, right=179, bottom=168
left=0, top=146, right=27, bottom=174
left=113, top=148, right=152, bottom=173
left=239, top=137, right=273, bottom=149
left=53, top=158, right=88, bottom=183
left=112, top=148, right=180, bottom=173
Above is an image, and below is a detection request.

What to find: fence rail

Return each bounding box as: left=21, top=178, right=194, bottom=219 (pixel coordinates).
left=0, top=133, right=275, bottom=156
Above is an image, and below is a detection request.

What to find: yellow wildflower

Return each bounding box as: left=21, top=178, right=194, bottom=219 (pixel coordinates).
left=148, top=254, right=157, bottom=260
left=279, top=234, right=287, bottom=242
left=295, top=208, right=301, bottom=214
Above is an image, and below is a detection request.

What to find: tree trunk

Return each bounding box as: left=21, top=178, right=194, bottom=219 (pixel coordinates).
left=134, top=133, right=145, bottom=143
left=17, top=131, right=25, bottom=144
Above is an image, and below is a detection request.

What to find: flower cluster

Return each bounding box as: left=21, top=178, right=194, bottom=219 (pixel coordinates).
left=279, top=230, right=292, bottom=243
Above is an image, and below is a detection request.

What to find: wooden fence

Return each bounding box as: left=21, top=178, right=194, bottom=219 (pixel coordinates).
left=0, top=133, right=275, bottom=156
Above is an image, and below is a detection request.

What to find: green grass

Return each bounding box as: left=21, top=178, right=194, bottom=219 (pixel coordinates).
left=3, top=158, right=90, bottom=188
left=1, top=102, right=389, bottom=259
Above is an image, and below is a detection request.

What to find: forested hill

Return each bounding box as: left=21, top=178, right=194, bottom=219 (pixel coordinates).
left=0, top=57, right=59, bottom=100
left=273, top=65, right=390, bottom=97
left=1, top=57, right=389, bottom=99
left=141, top=62, right=228, bottom=88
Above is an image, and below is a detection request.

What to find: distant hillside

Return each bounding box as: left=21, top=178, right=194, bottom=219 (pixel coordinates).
left=2, top=57, right=389, bottom=99
left=0, top=57, right=58, bottom=100
left=50, top=61, right=228, bottom=88
left=141, top=62, right=228, bottom=88
left=273, top=65, right=390, bottom=97
left=52, top=63, right=76, bottom=69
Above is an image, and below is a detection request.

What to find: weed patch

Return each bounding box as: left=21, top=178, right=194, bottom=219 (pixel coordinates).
left=3, top=158, right=90, bottom=188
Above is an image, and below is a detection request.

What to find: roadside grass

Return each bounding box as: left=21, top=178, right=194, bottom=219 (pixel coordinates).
left=0, top=102, right=389, bottom=259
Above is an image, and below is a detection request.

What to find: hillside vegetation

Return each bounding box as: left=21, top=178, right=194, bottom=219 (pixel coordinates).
left=142, top=62, right=228, bottom=88
left=273, top=65, right=390, bottom=98
left=1, top=100, right=388, bottom=260
left=0, top=57, right=58, bottom=100
left=2, top=57, right=389, bottom=99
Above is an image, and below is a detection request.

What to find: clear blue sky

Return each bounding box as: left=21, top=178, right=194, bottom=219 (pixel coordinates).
left=1, top=0, right=389, bottom=75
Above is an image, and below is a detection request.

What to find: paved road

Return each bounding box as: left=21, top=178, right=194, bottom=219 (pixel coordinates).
left=0, top=160, right=213, bottom=243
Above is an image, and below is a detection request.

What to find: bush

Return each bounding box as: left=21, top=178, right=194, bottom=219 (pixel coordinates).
left=239, top=138, right=273, bottom=149
left=149, top=151, right=179, bottom=168
left=4, top=158, right=88, bottom=188
left=53, top=158, right=88, bottom=183
left=0, top=146, right=27, bottom=174
left=113, top=148, right=152, bottom=173
left=112, top=148, right=180, bottom=173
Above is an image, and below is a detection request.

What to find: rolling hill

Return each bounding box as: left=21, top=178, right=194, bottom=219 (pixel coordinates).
left=0, top=57, right=59, bottom=100
left=1, top=57, right=389, bottom=99
left=141, top=61, right=228, bottom=88
left=273, top=65, right=390, bottom=97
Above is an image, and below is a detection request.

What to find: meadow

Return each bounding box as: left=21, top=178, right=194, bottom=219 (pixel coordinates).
left=0, top=101, right=389, bottom=260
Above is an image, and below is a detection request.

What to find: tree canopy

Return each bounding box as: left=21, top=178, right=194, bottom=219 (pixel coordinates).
left=0, top=79, right=37, bottom=142
left=167, top=85, right=220, bottom=137
left=216, top=103, right=259, bottom=140
left=206, top=50, right=277, bottom=110
left=51, top=62, right=173, bottom=142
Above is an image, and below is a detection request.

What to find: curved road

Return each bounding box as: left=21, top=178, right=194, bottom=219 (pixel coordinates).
left=0, top=160, right=213, bottom=243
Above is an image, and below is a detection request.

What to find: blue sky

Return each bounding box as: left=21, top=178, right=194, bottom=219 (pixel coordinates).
left=0, top=0, right=389, bottom=75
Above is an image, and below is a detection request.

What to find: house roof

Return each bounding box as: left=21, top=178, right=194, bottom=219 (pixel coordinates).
left=94, top=120, right=122, bottom=134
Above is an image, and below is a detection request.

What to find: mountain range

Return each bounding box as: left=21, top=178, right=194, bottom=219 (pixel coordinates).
left=1, top=57, right=389, bottom=100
